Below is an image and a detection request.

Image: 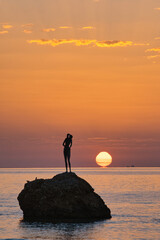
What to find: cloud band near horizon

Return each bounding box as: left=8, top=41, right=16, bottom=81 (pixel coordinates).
left=27, top=39, right=142, bottom=48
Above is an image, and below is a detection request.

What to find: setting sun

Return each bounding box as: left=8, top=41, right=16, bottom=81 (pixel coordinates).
left=96, top=152, right=112, bottom=167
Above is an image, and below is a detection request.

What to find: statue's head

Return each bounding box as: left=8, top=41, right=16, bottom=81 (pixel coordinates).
left=67, top=133, right=73, bottom=138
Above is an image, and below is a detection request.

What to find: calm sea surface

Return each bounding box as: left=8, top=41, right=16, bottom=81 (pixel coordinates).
left=0, top=167, right=160, bottom=240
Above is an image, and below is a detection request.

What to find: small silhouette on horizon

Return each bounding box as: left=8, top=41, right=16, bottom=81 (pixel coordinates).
left=62, top=133, right=73, bottom=172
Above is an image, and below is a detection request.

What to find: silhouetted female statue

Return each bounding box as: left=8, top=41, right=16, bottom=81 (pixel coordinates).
left=63, top=134, right=73, bottom=172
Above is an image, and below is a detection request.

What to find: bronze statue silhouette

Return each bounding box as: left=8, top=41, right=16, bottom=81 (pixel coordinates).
left=63, top=134, right=73, bottom=172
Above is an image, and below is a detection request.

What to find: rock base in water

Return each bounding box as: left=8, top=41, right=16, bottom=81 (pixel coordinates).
left=17, top=172, right=111, bottom=222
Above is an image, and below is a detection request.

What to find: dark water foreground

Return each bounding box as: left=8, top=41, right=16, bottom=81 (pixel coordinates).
left=0, top=167, right=160, bottom=239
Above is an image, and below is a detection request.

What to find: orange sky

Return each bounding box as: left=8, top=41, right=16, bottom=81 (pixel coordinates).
left=0, top=0, right=160, bottom=167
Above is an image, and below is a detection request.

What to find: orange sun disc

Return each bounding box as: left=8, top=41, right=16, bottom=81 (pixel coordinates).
left=96, top=152, right=112, bottom=167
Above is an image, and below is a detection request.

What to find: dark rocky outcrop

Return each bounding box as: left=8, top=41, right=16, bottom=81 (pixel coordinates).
left=17, top=172, right=111, bottom=222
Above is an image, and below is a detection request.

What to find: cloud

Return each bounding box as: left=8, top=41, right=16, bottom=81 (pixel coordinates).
left=42, top=28, right=56, bottom=32
left=23, top=30, right=32, bottom=34
left=88, top=137, right=109, bottom=140
left=134, top=43, right=149, bottom=46
left=2, top=24, right=13, bottom=29
left=96, top=40, right=133, bottom=47
left=155, top=37, right=160, bottom=40
left=154, top=8, right=160, bottom=10
left=147, top=55, right=160, bottom=59
left=146, top=48, right=160, bottom=53
left=59, top=26, right=72, bottom=29
left=22, top=23, right=34, bottom=27
left=0, top=30, right=8, bottom=34
left=28, top=38, right=136, bottom=48
left=81, top=26, right=95, bottom=30
left=87, top=137, right=160, bottom=149
left=146, top=48, right=160, bottom=60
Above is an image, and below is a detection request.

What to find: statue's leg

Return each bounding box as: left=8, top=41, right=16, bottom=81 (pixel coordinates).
left=68, top=150, right=71, bottom=172
left=64, top=150, right=68, bottom=172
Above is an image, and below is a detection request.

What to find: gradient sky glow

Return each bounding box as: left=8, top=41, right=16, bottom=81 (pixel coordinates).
left=0, top=0, right=160, bottom=167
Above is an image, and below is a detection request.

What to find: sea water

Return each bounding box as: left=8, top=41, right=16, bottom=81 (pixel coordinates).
left=0, top=167, right=160, bottom=240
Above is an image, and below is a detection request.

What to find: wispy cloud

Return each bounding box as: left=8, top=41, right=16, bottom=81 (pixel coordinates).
left=42, top=28, right=56, bottom=32
left=88, top=137, right=108, bottom=140
left=87, top=137, right=160, bottom=149
left=23, top=30, right=32, bottom=34
left=81, top=26, right=95, bottom=30
left=0, top=30, right=8, bottom=34
left=146, top=47, right=160, bottom=60
left=28, top=38, right=136, bottom=48
left=96, top=40, right=133, bottom=47
left=147, top=55, right=160, bottom=59
left=2, top=24, right=13, bottom=29
left=146, top=47, right=160, bottom=53
left=21, top=23, right=34, bottom=28
left=59, top=26, right=72, bottom=29
left=134, top=43, right=149, bottom=46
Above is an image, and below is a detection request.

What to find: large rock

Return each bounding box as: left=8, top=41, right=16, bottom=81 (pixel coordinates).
left=17, top=172, right=111, bottom=222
